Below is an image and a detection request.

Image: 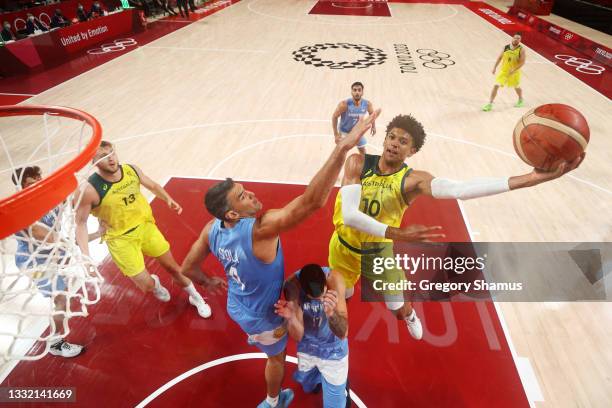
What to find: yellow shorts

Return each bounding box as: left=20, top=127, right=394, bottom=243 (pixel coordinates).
left=328, top=232, right=406, bottom=296
left=105, top=222, right=170, bottom=277
left=496, top=70, right=521, bottom=88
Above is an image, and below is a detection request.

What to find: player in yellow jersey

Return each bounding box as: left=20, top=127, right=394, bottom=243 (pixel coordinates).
left=75, top=141, right=225, bottom=318
left=483, top=33, right=526, bottom=111
left=329, top=114, right=584, bottom=339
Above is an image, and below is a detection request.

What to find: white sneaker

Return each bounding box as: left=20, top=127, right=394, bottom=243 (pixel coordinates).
left=406, top=310, right=423, bottom=340
left=48, top=340, right=83, bottom=358
left=189, top=295, right=212, bottom=318
left=151, top=274, right=170, bottom=302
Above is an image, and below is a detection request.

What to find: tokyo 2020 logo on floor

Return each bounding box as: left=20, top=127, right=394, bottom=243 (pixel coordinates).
left=292, top=43, right=387, bottom=70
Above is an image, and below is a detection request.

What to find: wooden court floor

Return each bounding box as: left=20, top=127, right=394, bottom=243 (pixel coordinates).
left=1, top=1, right=611, bottom=407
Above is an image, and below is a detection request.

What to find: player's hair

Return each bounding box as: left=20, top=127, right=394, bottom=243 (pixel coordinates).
left=351, top=82, right=364, bottom=90
left=385, top=114, right=426, bottom=152
left=11, top=166, right=41, bottom=188
left=513, top=32, right=522, bottom=37
left=93, top=140, right=114, bottom=163
left=298, top=264, right=327, bottom=298
left=205, top=178, right=235, bottom=221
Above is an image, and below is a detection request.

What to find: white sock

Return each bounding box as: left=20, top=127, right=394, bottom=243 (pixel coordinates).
left=152, top=275, right=161, bottom=289
left=406, top=309, right=416, bottom=323
left=266, top=395, right=279, bottom=407
left=183, top=282, right=201, bottom=299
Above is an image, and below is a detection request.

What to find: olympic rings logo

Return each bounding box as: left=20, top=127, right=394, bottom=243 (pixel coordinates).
left=416, top=49, right=455, bottom=69
left=87, top=38, right=138, bottom=55
left=554, top=54, right=605, bottom=75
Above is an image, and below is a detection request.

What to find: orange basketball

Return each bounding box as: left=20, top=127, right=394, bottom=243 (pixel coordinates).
left=513, top=104, right=589, bottom=170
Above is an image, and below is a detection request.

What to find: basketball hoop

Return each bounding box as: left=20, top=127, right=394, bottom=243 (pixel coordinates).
left=0, top=105, right=103, bottom=361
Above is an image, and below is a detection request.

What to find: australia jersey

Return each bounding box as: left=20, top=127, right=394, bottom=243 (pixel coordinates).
left=332, top=154, right=411, bottom=250
left=89, top=164, right=154, bottom=237
left=500, top=44, right=522, bottom=73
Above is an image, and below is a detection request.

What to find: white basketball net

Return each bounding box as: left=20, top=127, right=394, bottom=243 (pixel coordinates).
left=0, top=109, right=103, bottom=362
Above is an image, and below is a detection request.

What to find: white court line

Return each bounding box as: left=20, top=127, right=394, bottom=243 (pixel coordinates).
left=143, top=45, right=268, bottom=53
left=18, top=0, right=239, bottom=103
left=134, top=353, right=368, bottom=408
left=247, top=0, right=458, bottom=26
left=207, top=133, right=329, bottom=177
left=1, top=119, right=609, bottom=196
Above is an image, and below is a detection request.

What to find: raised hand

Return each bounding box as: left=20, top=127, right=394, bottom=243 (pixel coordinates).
left=322, top=289, right=338, bottom=317
left=338, top=109, right=381, bottom=150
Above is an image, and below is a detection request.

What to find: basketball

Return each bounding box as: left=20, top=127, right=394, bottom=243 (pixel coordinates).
left=513, top=104, right=589, bottom=170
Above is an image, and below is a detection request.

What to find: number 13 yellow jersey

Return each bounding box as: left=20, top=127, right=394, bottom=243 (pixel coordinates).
left=89, top=164, right=155, bottom=238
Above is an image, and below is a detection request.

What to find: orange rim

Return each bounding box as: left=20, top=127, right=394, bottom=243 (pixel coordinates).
left=0, top=105, right=102, bottom=239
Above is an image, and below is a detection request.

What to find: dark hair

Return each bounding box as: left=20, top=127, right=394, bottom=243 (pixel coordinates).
left=351, top=82, right=363, bottom=90
left=11, top=166, right=41, bottom=188
left=298, top=264, right=326, bottom=298
left=385, top=114, right=427, bottom=152
left=513, top=32, right=522, bottom=37
left=205, top=178, right=235, bottom=220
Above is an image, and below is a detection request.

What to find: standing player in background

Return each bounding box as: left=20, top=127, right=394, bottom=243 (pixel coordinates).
left=330, top=114, right=583, bottom=340
left=275, top=264, right=350, bottom=408
left=332, top=82, right=376, bottom=155
left=75, top=141, right=221, bottom=318
left=180, top=112, right=379, bottom=408
left=483, top=33, right=526, bottom=111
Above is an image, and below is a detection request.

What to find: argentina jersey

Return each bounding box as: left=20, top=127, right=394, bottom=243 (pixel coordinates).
left=297, top=267, right=348, bottom=360
left=208, top=217, right=285, bottom=335
left=339, top=98, right=368, bottom=134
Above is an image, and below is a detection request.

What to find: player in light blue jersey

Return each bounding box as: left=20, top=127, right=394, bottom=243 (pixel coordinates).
left=181, top=111, right=380, bottom=408
left=275, top=264, right=350, bottom=408
left=332, top=81, right=376, bottom=155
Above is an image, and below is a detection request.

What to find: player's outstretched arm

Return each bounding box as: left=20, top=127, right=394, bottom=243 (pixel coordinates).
left=325, top=270, right=348, bottom=339
left=132, top=165, right=182, bottom=214
left=339, top=154, right=444, bottom=242
left=275, top=275, right=304, bottom=342
left=410, top=153, right=585, bottom=200
left=254, top=111, right=380, bottom=240
left=181, top=220, right=227, bottom=293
